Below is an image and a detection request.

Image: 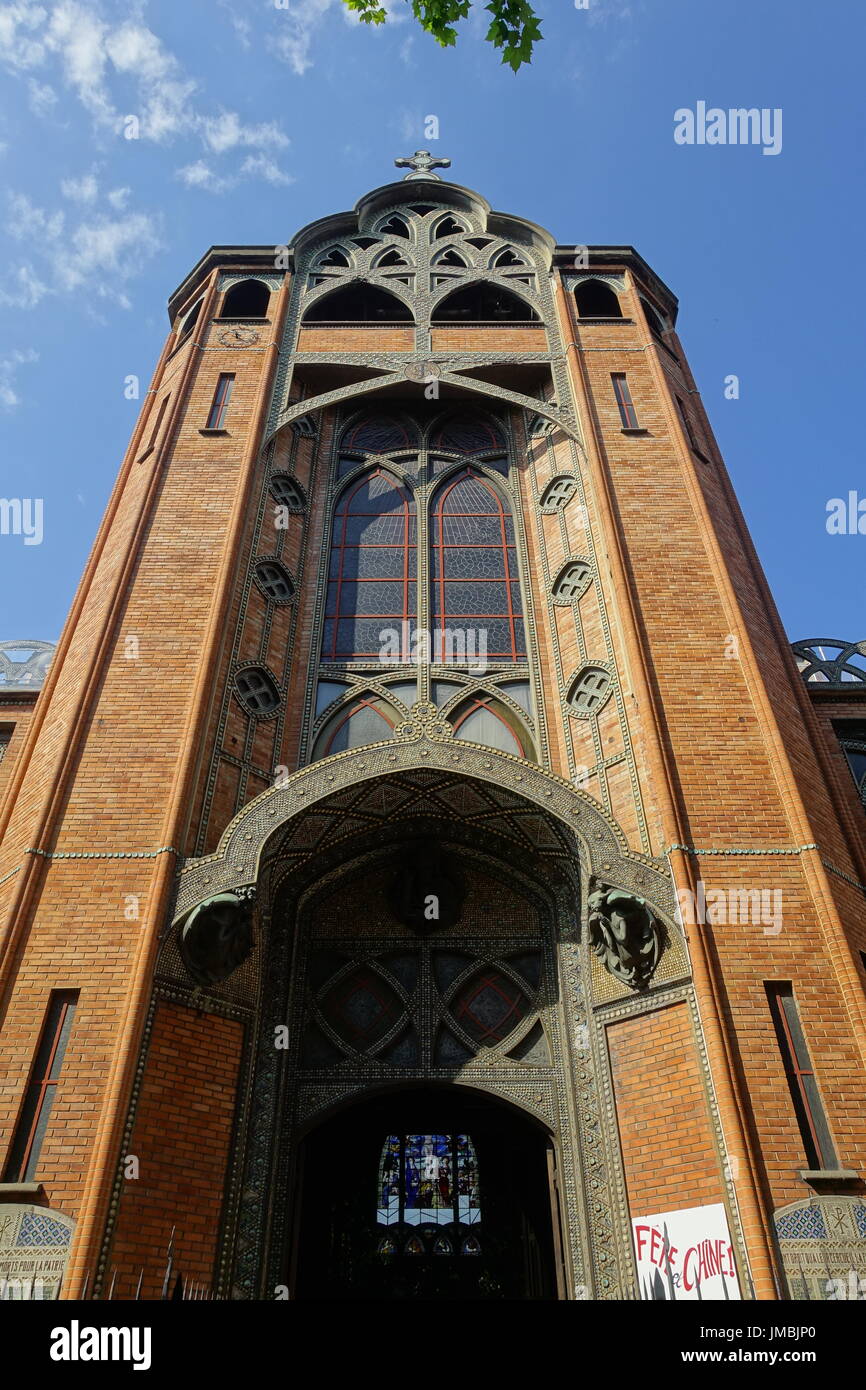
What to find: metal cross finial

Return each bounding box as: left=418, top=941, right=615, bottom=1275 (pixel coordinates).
left=394, top=149, right=452, bottom=182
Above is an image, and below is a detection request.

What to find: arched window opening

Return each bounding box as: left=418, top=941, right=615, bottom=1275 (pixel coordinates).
left=574, top=279, right=622, bottom=319
left=254, top=559, right=294, bottom=604
left=312, top=693, right=398, bottom=760
left=434, top=216, right=465, bottom=239
left=176, top=297, right=202, bottom=343
left=376, top=248, right=410, bottom=268
left=434, top=247, right=468, bottom=268
left=430, top=470, right=525, bottom=662
left=432, top=283, right=539, bottom=323
left=317, top=247, right=351, bottom=268
left=492, top=247, right=524, bottom=268
left=641, top=297, right=667, bottom=339
left=323, top=470, right=416, bottom=661
left=303, top=284, right=413, bottom=324
left=220, top=278, right=270, bottom=319
left=540, top=477, right=577, bottom=511
left=834, top=721, right=866, bottom=810
left=449, top=695, right=533, bottom=759
left=552, top=560, right=591, bottom=602
left=378, top=215, right=410, bottom=238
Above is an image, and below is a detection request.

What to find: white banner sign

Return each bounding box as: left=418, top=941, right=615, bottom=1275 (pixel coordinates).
left=632, top=1202, right=741, bottom=1300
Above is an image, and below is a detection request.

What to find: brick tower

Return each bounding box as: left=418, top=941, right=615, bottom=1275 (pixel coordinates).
left=1, top=156, right=864, bottom=1303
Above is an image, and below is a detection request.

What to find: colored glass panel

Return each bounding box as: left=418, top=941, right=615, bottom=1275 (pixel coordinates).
left=430, top=469, right=525, bottom=661
left=452, top=969, right=529, bottom=1047
left=320, top=967, right=401, bottom=1050
left=322, top=469, right=416, bottom=660
left=376, top=1134, right=481, bottom=1231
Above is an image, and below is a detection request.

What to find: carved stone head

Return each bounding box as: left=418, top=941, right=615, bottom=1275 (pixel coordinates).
left=180, top=892, right=254, bottom=987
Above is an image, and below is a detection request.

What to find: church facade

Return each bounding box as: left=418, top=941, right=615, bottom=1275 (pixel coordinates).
left=1, top=159, right=864, bottom=1301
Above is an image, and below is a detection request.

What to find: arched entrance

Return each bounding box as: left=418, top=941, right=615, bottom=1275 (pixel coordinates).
left=167, top=736, right=682, bottom=1300
left=292, top=1086, right=562, bottom=1300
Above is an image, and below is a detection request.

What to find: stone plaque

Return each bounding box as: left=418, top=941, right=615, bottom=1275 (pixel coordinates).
left=0, top=1204, right=75, bottom=1299
left=775, top=1196, right=866, bottom=1301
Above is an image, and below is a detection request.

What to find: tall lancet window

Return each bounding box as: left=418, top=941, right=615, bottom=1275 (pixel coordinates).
left=430, top=470, right=525, bottom=662
left=322, top=469, right=417, bottom=661
left=313, top=407, right=537, bottom=766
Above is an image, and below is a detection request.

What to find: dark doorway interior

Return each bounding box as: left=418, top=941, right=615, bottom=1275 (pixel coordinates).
left=292, top=1086, right=560, bottom=1300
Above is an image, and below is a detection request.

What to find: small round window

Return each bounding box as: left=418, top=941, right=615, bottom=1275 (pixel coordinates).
left=235, top=667, right=280, bottom=716
left=567, top=665, right=611, bottom=716
left=254, top=560, right=294, bottom=604
left=553, top=561, right=591, bottom=602
left=269, top=474, right=305, bottom=511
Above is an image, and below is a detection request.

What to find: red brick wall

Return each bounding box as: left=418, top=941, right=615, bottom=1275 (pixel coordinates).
left=107, top=1001, right=244, bottom=1299
left=607, top=1003, right=726, bottom=1218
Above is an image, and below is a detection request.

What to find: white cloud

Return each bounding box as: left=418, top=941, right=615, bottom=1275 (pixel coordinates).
left=106, top=184, right=129, bottom=210
left=7, top=189, right=64, bottom=240
left=219, top=0, right=251, bottom=49
left=240, top=153, right=293, bottom=186
left=0, top=346, right=38, bottom=408
left=0, top=1, right=290, bottom=159
left=177, top=159, right=234, bottom=194
left=28, top=76, right=57, bottom=113
left=3, top=182, right=161, bottom=308
left=60, top=209, right=160, bottom=292
left=61, top=170, right=98, bottom=202
left=201, top=111, right=289, bottom=155
left=45, top=0, right=111, bottom=122
left=0, top=2, right=49, bottom=72
left=105, top=20, right=199, bottom=142
left=0, top=263, right=49, bottom=309
left=270, top=0, right=335, bottom=76
left=178, top=152, right=293, bottom=195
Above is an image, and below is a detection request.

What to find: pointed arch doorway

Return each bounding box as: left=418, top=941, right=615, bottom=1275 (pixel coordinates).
left=291, top=1085, right=564, bottom=1300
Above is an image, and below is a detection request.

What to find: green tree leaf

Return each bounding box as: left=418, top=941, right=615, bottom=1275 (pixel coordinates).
left=340, top=0, right=541, bottom=67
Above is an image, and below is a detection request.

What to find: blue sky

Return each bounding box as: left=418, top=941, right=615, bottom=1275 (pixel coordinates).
left=0, top=0, right=863, bottom=646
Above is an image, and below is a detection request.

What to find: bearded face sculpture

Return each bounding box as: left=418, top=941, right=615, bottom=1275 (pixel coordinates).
left=180, top=892, right=254, bottom=987
left=587, top=880, right=663, bottom=990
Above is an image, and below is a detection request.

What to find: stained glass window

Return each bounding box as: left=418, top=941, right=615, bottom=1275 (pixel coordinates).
left=342, top=414, right=419, bottom=452
left=322, top=469, right=416, bottom=661
left=449, top=695, right=531, bottom=759
left=451, top=968, right=530, bottom=1047
left=312, top=694, right=398, bottom=759
left=377, top=1134, right=481, bottom=1232
left=320, top=966, right=402, bottom=1050
left=430, top=413, right=505, bottom=455
left=431, top=470, right=525, bottom=662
